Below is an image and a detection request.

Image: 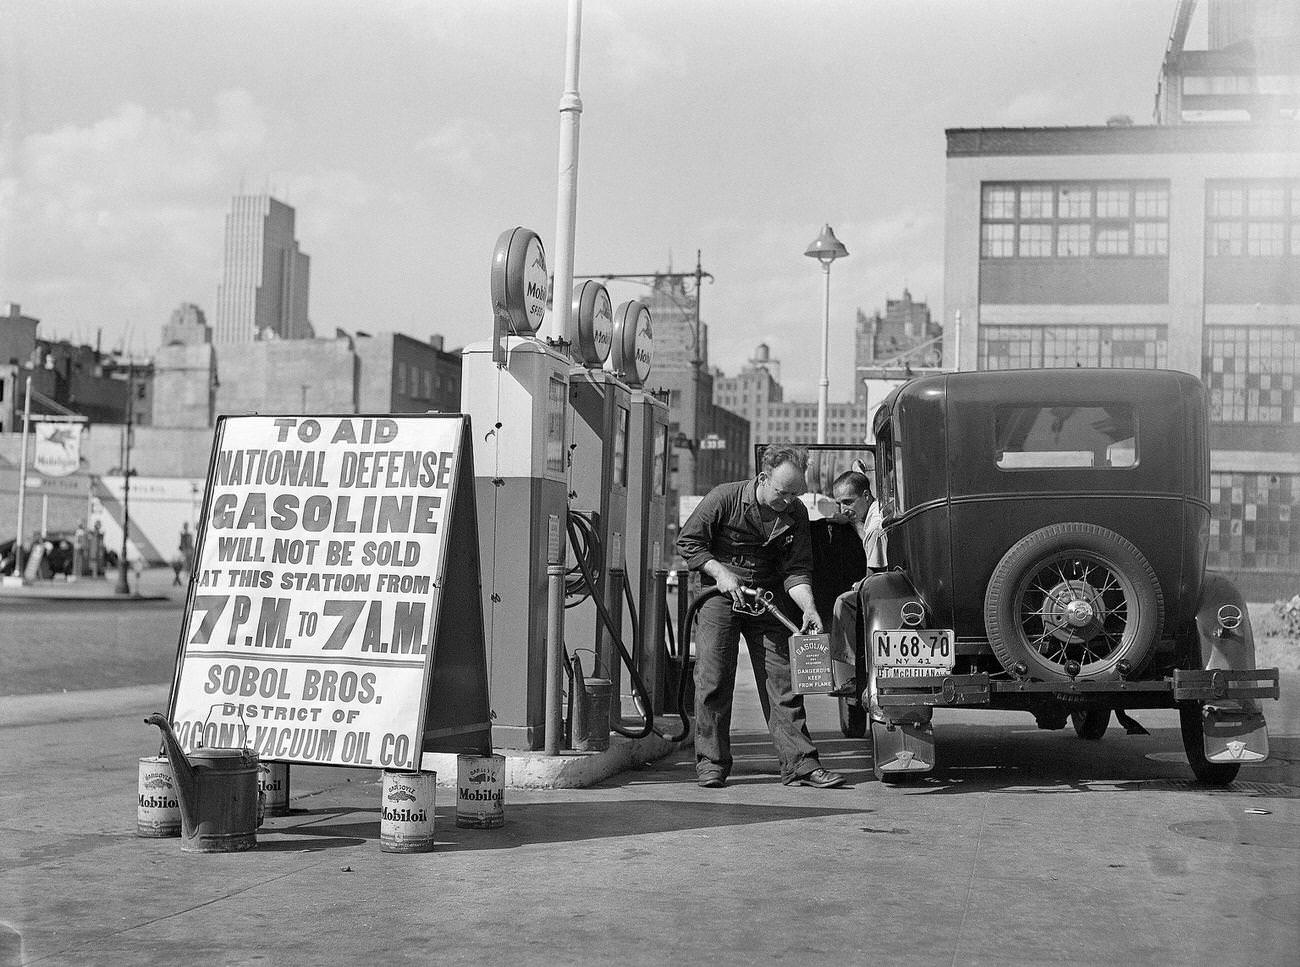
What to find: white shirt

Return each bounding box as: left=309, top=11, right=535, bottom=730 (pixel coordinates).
left=853, top=500, right=887, bottom=569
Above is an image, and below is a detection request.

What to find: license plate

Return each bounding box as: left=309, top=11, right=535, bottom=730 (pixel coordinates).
left=873, top=629, right=955, bottom=673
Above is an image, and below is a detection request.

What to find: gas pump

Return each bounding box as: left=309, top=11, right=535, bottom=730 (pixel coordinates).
left=564, top=308, right=632, bottom=709
left=463, top=234, right=665, bottom=750
left=621, top=310, right=669, bottom=716
left=461, top=228, right=569, bottom=750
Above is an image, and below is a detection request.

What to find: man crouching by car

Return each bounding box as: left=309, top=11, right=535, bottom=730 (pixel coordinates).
left=676, top=443, right=847, bottom=790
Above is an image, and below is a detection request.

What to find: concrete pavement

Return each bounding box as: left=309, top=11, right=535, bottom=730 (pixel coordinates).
left=4, top=664, right=1298, bottom=966
left=2, top=574, right=1297, bottom=966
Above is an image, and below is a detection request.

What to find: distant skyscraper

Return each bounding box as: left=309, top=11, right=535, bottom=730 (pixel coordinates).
left=213, top=195, right=312, bottom=344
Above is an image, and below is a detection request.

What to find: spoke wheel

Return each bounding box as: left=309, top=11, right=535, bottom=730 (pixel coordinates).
left=1179, top=704, right=1241, bottom=786
left=839, top=697, right=866, bottom=739
left=985, top=523, right=1162, bottom=683
left=1070, top=708, right=1110, bottom=740
left=839, top=648, right=867, bottom=738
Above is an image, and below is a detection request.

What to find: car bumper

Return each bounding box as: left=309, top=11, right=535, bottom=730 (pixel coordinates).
left=875, top=667, right=1280, bottom=710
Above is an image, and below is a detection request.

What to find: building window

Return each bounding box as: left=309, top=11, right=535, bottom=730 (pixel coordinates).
left=1095, top=187, right=1130, bottom=219
left=981, top=223, right=1015, bottom=258
left=1133, top=221, right=1168, bottom=256
left=1206, top=179, right=1300, bottom=257
left=1094, top=225, right=1131, bottom=256
left=1209, top=471, right=1300, bottom=574
left=1018, top=223, right=1052, bottom=257
left=1058, top=185, right=1092, bottom=219
left=981, top=181, right=1168, bottom=260
left=1210, top=221, right=1243, bottom=256
left=1203, top=325, right=1300, bottom=424
left=1248, top=222, right=1285, bottom=256
left=1018, top=186, right=1053, bottom=219
left=979, top=325, right=1167, bottom=370
left=982, top=186, right=1016, bottom=219
left=1057, top=223, right=1090, bottom=257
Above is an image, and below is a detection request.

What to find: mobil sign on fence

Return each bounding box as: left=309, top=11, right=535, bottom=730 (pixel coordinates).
left=165, top=414, right=491, bottom=771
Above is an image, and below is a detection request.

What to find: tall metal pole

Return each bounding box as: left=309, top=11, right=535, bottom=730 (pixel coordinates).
left=544, top=0, right=582, bottom=752
left=11, top=375, right=32, bottom=581
left=817, top=261, right=832, bottom=444
left=115, top=364, right=134, bottom=595
left=549, top=0, right=583, bottom=349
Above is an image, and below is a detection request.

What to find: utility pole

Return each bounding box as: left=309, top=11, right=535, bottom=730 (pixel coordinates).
left=7, top=376, right=32, bottom=584
left=575, top=251, right=714, bottom=365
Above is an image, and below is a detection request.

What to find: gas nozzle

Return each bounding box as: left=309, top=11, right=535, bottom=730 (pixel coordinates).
left=732, top=587, right=802, bottom=634
left=731, top=586, right=771, bottom=616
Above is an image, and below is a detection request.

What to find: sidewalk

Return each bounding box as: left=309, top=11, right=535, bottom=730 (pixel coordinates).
left=0, top=563, right=184, bottom=603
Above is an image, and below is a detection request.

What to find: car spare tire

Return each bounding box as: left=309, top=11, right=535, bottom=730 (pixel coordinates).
left=984, top=523, right=1163, bottom=683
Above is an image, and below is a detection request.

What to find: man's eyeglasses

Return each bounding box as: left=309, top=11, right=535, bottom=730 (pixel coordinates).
left=762, top=475, right=804, bottom=500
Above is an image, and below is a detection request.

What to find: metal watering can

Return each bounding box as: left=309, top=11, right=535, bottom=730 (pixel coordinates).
left=144, top=712, right=259, bottom=853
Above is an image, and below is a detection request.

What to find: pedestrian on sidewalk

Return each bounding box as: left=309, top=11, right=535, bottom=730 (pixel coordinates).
left=676, top=443, right=847, bottom=790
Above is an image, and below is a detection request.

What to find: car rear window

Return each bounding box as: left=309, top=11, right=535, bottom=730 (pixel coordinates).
left=994, top=404, right=1136, bottom=469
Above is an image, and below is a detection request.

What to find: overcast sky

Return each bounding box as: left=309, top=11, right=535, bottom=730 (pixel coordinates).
left=0, top=0, right=1184, bottom=400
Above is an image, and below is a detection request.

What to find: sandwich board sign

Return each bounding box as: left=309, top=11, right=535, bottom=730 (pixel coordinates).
left=165, top=414, right=491, bottom=769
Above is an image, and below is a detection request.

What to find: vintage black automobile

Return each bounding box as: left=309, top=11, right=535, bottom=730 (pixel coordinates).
left=836, top=368, right=1280, bottom=785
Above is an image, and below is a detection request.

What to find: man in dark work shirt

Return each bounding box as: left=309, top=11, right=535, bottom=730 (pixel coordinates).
left=676, top=444, right=847, bottom=789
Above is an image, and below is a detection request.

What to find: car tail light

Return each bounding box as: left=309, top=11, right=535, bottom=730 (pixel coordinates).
left=1216, top=604, right=1243, bottom=635
left=900, top=601, right=925, bottom=627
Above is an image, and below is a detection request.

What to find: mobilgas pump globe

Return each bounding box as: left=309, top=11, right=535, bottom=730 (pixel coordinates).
left=608, top=300, right=654, bottom=387
left=490, top=227, right=548, bottom=336
left=572, top=280, right=614, bottom=366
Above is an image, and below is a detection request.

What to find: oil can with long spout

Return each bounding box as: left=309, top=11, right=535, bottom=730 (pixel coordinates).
left=144, top=712, right=260, bottom=853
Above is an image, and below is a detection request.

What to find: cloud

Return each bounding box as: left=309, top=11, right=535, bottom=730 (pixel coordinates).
left=413, top=119, right=503, bottom=182
left=586, top=7, right=689, bottom=86
left=0, top=90, right=375, bottom=348
left=993, top=90, right=1068, bottom=126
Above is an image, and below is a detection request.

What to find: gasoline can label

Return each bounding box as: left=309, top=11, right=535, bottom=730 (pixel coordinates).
left=790, top=634, right=834, bottom=694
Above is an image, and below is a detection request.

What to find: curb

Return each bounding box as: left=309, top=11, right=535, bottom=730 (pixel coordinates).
left=0, top=592, right=172, bottom=604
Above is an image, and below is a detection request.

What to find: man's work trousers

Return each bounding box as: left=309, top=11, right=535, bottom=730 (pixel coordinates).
left=692, top=594, right=821, bottom=784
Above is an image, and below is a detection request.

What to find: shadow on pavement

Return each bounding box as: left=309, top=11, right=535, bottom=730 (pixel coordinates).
left=868, top=725, right=1299, bottom=798
left=261, top=798, right=874, bottom=852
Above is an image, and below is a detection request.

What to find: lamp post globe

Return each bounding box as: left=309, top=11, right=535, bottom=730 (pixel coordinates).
left=804, top=224, right=849, bottom=444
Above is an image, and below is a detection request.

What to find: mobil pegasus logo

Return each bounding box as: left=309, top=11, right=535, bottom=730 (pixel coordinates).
left=386, top=783, right=417, bottom=803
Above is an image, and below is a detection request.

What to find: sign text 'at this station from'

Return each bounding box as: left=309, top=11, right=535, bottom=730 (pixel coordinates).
left=170, top=415, right=466, bottom=771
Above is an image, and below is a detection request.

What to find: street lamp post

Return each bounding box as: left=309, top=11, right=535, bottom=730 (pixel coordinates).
left=804, top=224, right=849, bottom=444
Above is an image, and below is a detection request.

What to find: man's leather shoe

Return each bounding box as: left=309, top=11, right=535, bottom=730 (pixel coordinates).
left=792, top=768, right=845, bottom=789
left=698, top=773, right=727, bottom=788
left=828, top=677, right=857, bottom=698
